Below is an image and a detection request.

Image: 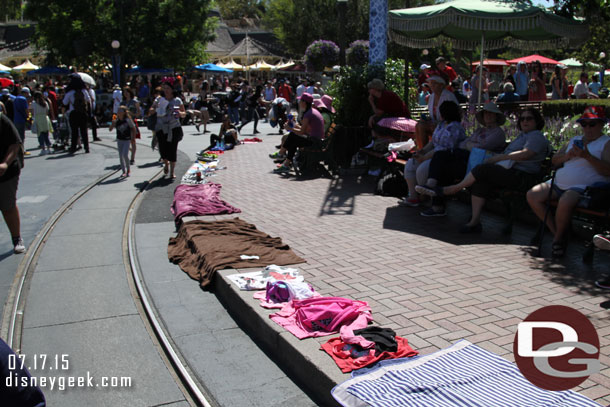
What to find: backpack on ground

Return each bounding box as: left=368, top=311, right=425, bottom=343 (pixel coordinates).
left=375, top=167, right=408, bottom=197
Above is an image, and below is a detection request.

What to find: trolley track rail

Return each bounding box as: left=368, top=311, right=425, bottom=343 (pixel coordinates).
left=0, top=141, right=213, bottom=407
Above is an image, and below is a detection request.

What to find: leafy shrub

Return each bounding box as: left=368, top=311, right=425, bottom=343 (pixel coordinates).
left=541, top=99, right=610, bottom=118
left=346, top=40, right=369, bottom=67
left=304, top=40, right=339, bottom=72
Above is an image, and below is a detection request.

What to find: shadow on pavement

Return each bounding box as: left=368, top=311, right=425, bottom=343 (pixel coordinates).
left=0, top=249, right=15, bottom=262
left=318, top=175, right=374, bottom=216
left=137, top=161, right=163, bottom=169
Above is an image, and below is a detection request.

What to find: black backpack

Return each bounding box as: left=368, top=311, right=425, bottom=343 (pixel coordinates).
left=375, top=168, right=408, bottom=198
left=73, top=90, right=89, bottom=114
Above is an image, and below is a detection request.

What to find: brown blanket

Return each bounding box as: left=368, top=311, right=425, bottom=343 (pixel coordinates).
left=168, top=218, right=306, bottom=289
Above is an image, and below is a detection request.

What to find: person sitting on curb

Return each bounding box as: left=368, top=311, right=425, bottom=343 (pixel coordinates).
left=273, top=93, right=324, bottom=174
left=417, top=108, right=550, bottom=233
left=414, top=102, right=506, bottom=216
left=210, top=114, right=239, bottom=148
left=526, top=106, right=610, bottom=257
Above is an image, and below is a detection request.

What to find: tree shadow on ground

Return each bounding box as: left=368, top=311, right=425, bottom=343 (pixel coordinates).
left=317, top=174, right=376, bottom=216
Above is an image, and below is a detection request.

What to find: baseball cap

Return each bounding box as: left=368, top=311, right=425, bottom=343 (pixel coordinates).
left=420, top=63, right=431, bottom=70
left=577, top=106, right=608, bottom=123
left=21, top=86, right=30, bottom=95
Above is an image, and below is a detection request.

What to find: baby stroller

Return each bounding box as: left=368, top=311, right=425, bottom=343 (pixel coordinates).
left=53, top=114, right=70, bottom=151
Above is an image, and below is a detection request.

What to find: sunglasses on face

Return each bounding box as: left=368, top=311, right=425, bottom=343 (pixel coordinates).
left=520, top=116, right=535, bottom=122
left=580, top=121, right=600, bottom=127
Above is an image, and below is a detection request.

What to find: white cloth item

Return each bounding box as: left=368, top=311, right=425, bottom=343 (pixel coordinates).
left=555, top=135, right=610, bottom=190
left=226, top=265, right=302, bottom=291
left=427, top=89, right=458, bottom=122
left=573, top=80, right=588, bottom=98
left=388, top=140, right=415, bottom=152
left=240, top=255, right=260, bottom=260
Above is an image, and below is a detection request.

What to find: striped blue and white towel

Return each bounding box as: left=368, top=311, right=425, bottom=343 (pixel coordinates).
left=332, top=340, right=601, bottom=407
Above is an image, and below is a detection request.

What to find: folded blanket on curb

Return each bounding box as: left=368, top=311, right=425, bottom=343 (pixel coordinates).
left=168, top=218, right=306, bottom=289
left=332, top=340, right=602, bottom=407
left=171, top=183, right=241, bottom=222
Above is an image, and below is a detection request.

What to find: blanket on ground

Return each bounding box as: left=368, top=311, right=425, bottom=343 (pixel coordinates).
left=332, top=340, right=602, bottom=407
left=171, top=183, right=241, bottom=222
left=168, top=218, right=306, bottom=289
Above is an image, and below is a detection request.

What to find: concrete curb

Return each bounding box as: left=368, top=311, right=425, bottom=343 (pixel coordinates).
left=214, top=268, right=348, bottom=406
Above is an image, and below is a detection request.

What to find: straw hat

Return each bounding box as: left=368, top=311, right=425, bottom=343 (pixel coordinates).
left=476, top=102, right=506, bottom=126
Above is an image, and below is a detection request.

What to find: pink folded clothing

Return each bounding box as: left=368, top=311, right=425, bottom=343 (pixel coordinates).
left=171, top=183, right=241, bottom=222
left=377, top=117, right=417, bottom=133
left=270, top=296, right=372, bottom=339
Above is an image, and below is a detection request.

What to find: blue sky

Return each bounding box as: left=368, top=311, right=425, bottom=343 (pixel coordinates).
left=532, top=0, right=554, bottom=7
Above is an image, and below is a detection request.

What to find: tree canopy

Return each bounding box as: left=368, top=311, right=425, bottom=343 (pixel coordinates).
left=25, top=0, right=217, bottom=69
left=262, top=0, right=434, bottom=57
left=216, top=0, right=263, bottom=20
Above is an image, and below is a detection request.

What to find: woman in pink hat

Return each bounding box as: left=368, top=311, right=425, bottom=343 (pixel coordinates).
left=313, top=94, right=335, bottom=134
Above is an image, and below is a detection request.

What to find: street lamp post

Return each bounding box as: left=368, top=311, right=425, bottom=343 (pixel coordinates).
left=337, top=0, right=347, bottom=66
left=600, top=51, right=606, bottom=93
left=111, top=40, right=121, bottom=86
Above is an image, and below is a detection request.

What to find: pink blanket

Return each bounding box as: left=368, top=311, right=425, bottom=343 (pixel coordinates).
left=270, top=296, right=372, bottom=339
left=171, top=183, right=241, bottom=222
left=377, top=117, right=416, bottom=133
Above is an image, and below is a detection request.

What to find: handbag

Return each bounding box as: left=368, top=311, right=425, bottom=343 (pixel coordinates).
left=146, top=113, right=157, bottom=131
left=466, top=147, right=493, bottom=173
left=582, top=183, right=610, bottom=211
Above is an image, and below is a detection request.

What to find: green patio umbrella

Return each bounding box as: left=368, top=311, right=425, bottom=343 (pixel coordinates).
left=389, top=0, right=589, bottom=104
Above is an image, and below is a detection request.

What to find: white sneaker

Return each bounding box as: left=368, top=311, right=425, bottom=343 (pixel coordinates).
left=13, top=238, right=26, bottom=254
left=593, top=235, right=610, bottom=251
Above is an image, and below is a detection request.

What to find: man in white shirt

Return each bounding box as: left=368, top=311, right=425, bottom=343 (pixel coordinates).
left=112, top=84, right=122, bottom=114
left=63, top=86, right=92, bottom=154
left=573, top=72, right=589, bottom=99
left=295, top=79, right=307, bottom=99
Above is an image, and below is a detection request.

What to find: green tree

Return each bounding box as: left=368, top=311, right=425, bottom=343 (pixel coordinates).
left=0, top=0, right=22, bottom=20
left=216, top=0, right=263, bottom=19
left=25, top=0, right=216, bottom=69
left=263, top=0, right=433, bottom=57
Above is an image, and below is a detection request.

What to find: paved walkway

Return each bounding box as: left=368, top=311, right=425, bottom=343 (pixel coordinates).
left=183, top=124, right=610, bottom=405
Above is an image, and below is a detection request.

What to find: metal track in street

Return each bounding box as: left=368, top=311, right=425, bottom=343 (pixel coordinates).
left=1, top=141, right=213, bottom=407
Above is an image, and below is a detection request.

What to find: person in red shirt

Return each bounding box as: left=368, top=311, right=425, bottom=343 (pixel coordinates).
left=366, top=78, right=409, bottom=144
left=436, top=57, right=458, bottom=91
left=277, top=79, right=292, bottom=102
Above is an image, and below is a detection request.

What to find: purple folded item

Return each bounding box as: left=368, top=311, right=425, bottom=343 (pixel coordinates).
left=171, top=183, right=241, bottom=222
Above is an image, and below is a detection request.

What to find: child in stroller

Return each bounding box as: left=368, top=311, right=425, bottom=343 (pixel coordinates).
left=52, top=114, right=70, bottom=151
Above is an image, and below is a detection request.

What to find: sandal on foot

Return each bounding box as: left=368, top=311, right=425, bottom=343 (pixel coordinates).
left=163, top=166, right=169, bottom=175
left=552, top=241, right=567, bottom=258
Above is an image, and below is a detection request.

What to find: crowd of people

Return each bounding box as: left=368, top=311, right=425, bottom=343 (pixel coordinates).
left=417, top=56, right=606, bottom=109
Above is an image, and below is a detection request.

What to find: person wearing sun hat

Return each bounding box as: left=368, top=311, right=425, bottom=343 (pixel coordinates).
left=313, top=94, right=335, bottom=133
left=527, top=105, right=610, bottom=257
left=273, top=92, right=325, bottom=174
left=413, top=73, right=458, bottom=150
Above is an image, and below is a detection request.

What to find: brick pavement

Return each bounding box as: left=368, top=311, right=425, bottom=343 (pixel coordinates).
left=206, top=135, right=610, bottom=404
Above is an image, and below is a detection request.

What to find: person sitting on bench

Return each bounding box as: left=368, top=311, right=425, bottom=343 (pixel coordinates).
left=417, top=108, right=549, bottom=233
left=414, top=74, right=459, bottom=150
left=273, top=93, right=325, bottom=174
left=365, top=78, right=409, bottom=149
left=526, top=106, right=610, bottom=257
left=414, top=102, right=506, bottom=217
left=398, top=101, right=465, bottom=211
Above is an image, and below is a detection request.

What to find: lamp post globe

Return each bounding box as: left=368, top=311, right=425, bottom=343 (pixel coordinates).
left=111, top=40, right=120, bottom=49
left=600, top=52, right=606, bottom=59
